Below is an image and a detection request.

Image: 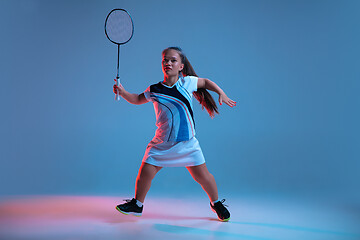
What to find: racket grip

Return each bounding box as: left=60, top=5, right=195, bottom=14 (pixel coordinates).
left=115, top=78, right=120, bottom=101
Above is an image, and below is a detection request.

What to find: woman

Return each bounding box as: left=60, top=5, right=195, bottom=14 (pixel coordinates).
left=113, top=47, right=236, bottom=221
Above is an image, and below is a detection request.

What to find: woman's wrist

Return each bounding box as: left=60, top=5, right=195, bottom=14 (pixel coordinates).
left=217, top=89, right=225, bottom=96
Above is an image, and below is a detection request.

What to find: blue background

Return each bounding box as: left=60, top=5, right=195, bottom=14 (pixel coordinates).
left=1, top=0, right=359, bottom=205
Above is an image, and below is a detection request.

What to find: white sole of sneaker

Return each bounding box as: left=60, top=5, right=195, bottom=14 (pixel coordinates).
left=116, top=206, right=142, bottom=217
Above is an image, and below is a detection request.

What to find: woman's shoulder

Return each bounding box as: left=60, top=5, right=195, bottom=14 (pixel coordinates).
left=181, top=75, right=198, bottom=84
left=179, top=75, right=198, bottom=93
left=184, top=75, right=198, bottom=80
left=180, top=75, right=198, bottom=84
left=147, top=81, right=163, bottom=92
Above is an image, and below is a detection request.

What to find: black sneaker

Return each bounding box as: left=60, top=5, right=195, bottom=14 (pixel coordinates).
left=210, top=199, right=230, bottom=222
left=115, top=198, right=143, bottom=217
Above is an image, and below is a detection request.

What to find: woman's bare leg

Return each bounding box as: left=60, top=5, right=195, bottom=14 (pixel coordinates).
left=134, top=162, right=162, bottom=203
left=186, top=163, right=218, bottom=202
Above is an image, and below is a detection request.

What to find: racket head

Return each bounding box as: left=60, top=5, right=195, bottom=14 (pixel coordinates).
left=105, top=9, right=134, bottom=45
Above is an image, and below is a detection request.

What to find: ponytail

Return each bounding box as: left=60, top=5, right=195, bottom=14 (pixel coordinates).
left=162, top=47, right=219, bottom=118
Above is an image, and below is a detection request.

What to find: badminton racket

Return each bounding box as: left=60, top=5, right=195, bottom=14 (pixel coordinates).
left=105, top=9, right=134, bottom=101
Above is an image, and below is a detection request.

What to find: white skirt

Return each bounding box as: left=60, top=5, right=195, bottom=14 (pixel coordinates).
left=142, top=137, right=205, bottom=167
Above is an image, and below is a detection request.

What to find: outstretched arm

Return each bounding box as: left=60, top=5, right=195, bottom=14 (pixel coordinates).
left=113, top=80, right=149, bottom=105
left=197, top=78, right=236, bottom=107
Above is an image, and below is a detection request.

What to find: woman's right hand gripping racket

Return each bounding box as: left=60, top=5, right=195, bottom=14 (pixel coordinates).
left=105, top=9, right=134, bottom=101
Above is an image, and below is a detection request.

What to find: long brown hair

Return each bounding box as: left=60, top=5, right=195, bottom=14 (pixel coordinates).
left=162, top=47, right=219, bottom=118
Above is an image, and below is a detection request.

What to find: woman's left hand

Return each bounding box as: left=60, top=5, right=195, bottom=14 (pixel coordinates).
left=219, top=93, right=237, bottom=107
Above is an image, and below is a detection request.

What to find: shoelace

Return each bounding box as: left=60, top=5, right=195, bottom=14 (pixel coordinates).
left=220, top=199, right=229, bottom=208
left=123, top=199, right=134, bottom=203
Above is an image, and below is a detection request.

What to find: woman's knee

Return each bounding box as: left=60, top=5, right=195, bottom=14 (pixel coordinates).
left=138, top=163, right=161, bottom=180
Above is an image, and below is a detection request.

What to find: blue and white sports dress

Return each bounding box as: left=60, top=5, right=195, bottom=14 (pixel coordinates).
left=142, top=75, right=205, bottom=167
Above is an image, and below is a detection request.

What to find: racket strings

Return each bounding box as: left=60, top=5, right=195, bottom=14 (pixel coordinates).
left=106, top=10, right=133, bottom=44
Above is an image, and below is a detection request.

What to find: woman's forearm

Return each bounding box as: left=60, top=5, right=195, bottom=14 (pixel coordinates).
left=205, top=79, right=225, bottom=95
left=121, top=90, right=140, bottom=104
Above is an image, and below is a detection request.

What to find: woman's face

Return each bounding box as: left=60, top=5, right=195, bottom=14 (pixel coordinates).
left=162, top=49, right=184, bottom=77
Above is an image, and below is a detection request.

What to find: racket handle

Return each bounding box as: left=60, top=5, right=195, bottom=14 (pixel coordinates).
left=115, top=78, right=120, bottom=101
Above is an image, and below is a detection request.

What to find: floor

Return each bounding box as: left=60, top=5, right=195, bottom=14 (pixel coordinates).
left=0, top=194, right=359, bottom=240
